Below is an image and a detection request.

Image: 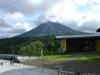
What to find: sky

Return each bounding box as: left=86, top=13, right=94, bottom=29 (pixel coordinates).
left=0, top=0, right=100, bottom=38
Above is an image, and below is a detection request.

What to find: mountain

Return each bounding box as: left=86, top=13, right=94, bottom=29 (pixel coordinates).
left=18, top=22, right=86, bottom=37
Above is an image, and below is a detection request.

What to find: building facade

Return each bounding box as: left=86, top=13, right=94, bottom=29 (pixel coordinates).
left=55, top=34, right=100, bottom=53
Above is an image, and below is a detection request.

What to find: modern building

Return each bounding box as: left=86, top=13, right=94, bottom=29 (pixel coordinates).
left=55, top=33, right=100, bottom=53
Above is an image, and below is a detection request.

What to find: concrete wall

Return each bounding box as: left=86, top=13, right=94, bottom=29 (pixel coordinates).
left=95, top=39, right=100, bottom=51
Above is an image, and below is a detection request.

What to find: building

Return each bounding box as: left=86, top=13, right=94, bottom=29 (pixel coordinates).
left=55, top=33, right=100, bottom=53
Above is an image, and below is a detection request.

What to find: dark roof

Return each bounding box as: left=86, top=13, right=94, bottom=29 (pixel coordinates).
left=55, top=33, right=100, bottom=39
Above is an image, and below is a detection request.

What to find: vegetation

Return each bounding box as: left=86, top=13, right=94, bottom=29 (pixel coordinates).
left=20, top=41, right=44, bottom=56
left=40, top=53, right=100, bottom=64
left=0, top=22, right=87, bottom=56
left=0, top=36, right=60, bottom=56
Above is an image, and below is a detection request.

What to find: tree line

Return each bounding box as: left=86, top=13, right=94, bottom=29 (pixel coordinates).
left=0, top=36, right=60, bottom=56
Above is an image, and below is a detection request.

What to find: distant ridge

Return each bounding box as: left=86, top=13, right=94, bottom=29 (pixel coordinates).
left=17, top=22, right=86, bottom=37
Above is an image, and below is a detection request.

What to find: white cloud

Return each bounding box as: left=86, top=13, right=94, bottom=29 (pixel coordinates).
left=45, top=0, right=100, bottom=29
left=4, top=12, right=24, bottom=23
left=14, top=23, right=24, bottom=30
left=24, top=23, right=31, bottom=31
left=0, top=0, right=100, bottom=38
left=46, top=0, right=79, bottom=22
left=14, top=22, right=31, bottom=31
left=73, top=0, right=89, bottom=6
left=28, top=0, right=43, bottom=5
left=79, top=20, right=100, bottom=33
left=0, top=19, right=29, bottom=38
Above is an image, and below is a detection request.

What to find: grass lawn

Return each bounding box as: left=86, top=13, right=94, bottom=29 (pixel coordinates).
left=40, top=52, right=100, bottom=65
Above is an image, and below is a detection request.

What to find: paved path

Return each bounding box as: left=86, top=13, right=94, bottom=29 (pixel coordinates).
left=0, top=59, right=99, bottom=75
left=0, top=60, right=36, bottom=74
left=0, top=69, right=47, bottom=75
left=0, top=68, right=54, bottom=75
left=0, top=60, right=55, bottom=75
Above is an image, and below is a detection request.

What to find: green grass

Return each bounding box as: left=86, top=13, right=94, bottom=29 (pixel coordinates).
left=76, top=55, right=100, bottom=64
left=41, top=54, right=73, bottom=61
left=40, top=53, right=100, bottom=64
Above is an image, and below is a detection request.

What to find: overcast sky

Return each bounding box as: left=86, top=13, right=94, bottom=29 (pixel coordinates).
left=0, top=0, right=100, bottom=38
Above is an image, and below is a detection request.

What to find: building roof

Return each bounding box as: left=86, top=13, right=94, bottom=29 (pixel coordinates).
left=55, top=33, right=100, bottom=40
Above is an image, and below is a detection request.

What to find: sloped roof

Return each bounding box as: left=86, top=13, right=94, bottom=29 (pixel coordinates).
left=55, top=33, right=100, bottom=39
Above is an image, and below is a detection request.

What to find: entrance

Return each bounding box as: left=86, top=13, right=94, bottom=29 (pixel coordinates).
left=67, top=39, right=95, bottom=52
left=80, top=40, right=94, bottom=52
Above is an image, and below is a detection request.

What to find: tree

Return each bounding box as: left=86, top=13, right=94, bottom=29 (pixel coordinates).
left=46, top=42, right=58, bottom=55
left=32, top=41, right=44, bottom=56
left=27, top=41, right=44, bottom=56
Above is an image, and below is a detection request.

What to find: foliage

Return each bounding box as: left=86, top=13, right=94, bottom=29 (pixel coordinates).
left=0, top=36, right=60, bottom=56
left=40, top=53, right=100, bottom=64
left=19, top=41, right=44, bottom=56
left=44, top=42, right=59, bottom=55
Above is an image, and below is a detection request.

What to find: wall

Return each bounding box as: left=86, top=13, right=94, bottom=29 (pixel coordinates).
left=61, top=40, right=69, bottom=53
left=60, top=39, right=96, bottom=53
left=61, top=40, right=66, bottom=48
